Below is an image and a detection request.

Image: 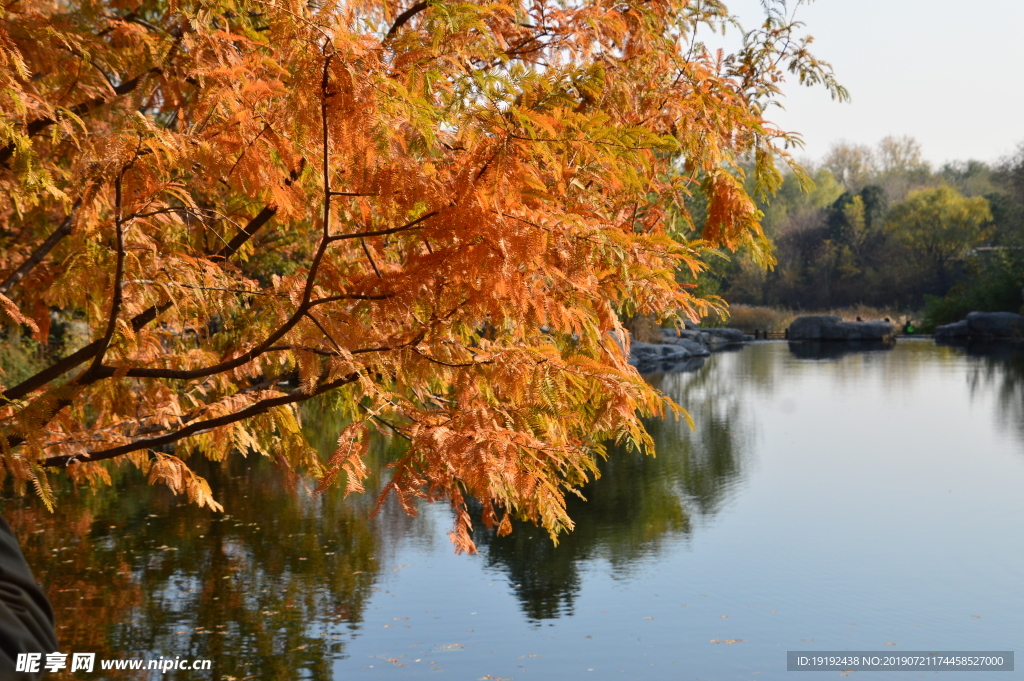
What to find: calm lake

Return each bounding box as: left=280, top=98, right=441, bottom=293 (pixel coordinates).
left=8, top=339, right=1024, bottom=680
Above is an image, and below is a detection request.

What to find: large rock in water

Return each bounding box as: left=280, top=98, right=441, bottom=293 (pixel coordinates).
left=965, top=311, right=1024, bottom=339
left=788, top=315, right=897, bottom=341
left=628, top=340, right=705, bottom=373
left=662, top=327, right=748, bottom=351
left=661, top=335, right=711, bottom=357
left=934, top=319, right=970, bottom=339
left=937, top=311, right=1024, bottom=341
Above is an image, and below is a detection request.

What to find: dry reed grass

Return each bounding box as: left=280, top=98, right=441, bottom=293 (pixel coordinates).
left=703, top=304, right=915, bottom=333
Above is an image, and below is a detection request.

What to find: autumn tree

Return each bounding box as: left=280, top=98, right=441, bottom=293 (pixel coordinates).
left=822, top=141, right=876, bottom=192
left=0, top=0, right=843, bottom=550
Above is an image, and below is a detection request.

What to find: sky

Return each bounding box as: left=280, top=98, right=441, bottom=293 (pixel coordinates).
left=721, top=0, right=1024, bottom=169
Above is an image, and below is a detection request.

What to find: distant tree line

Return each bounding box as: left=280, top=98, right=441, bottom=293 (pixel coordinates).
left=689, top=136, right=1024, bottom=329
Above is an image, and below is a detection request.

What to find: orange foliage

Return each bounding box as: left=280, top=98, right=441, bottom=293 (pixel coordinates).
left=0, top=0, right=842, bottom=548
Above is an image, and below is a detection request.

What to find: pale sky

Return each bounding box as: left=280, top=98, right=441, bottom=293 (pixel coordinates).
left=723, top=0, right=1024, bottom=169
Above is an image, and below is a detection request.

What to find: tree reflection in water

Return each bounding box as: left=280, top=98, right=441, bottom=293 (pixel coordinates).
left=7, top=455, right=382, bottom=680
left=474, top=358, right=750, bottom=623
left=956, top=340, right=1024, bottom=446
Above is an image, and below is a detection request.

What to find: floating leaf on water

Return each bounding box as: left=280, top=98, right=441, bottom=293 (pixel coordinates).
left=437, top=644, right=464, bottom=651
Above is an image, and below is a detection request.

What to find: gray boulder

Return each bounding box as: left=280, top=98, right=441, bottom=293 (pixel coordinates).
left=965, top=311, right=1024, bottom=339
left=663, top=326, right=748, bottom=351
left=788, top=315, right=841, bottom=340
left=662, top=335, right=711, bottom=357
left=701, top=328, right=747, bottom=343
left=934, top=319, right=970, bottom=339
left=629, top=340, right=697, bottom=372
left=788, top=315, right=896, bottom=341
left=663, top=328, right=706, bottom=344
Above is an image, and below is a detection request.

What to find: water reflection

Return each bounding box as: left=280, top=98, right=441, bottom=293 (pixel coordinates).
left=6, top=342, right=1024, bottom=679
left=474, top=359, right=751, bottom=622
left=7, top=457, right=382, bottom=680
left=787, top=339, right=896, bottom=360
left=953, top=341, right=1024, bottom=446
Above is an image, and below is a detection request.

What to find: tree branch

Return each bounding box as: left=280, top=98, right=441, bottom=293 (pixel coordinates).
left=326, top=210, right=438, bottom=242
left=88, top=169, right=129, bottom=373
left=411, top=346, right=486, bottom=368
left=0, top=303, right=171, bottom=403
left=212, top=158, right=304, bottom=260
left=360, top=238, right=382, bottom=278
left=0, top=68, right=163, bottom=169
left=0, top=200, right=82, bottom=296
left=0, top=198, right=286, bottom=403
left=386, top=1, right=429, bottom=39
left=211, top=205, right=277, bottom=260
left=308, top=292, right=393, bottom=306
left=40, top=372, right=360, bottom=467
left=303, top=311, right=343, bottom=354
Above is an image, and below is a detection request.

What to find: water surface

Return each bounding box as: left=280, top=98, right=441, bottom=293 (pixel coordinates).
left=8, top=340, right=1024, bottom=680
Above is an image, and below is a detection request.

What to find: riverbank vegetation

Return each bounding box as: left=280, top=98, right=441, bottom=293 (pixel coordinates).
left=697, top=137, right=1024, bottom=331
left=703, top=303, right=906, bottom=334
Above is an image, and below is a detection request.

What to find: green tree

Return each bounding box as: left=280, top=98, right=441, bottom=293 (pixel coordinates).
left=886, top=186, right=992, bottom=293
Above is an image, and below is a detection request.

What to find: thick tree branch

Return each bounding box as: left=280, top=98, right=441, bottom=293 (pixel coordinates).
left=211, top=205, right=277, bottom=259
left=1, top=303, right=171, bottom=403
left=86, top=336, right=412, bottom=380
